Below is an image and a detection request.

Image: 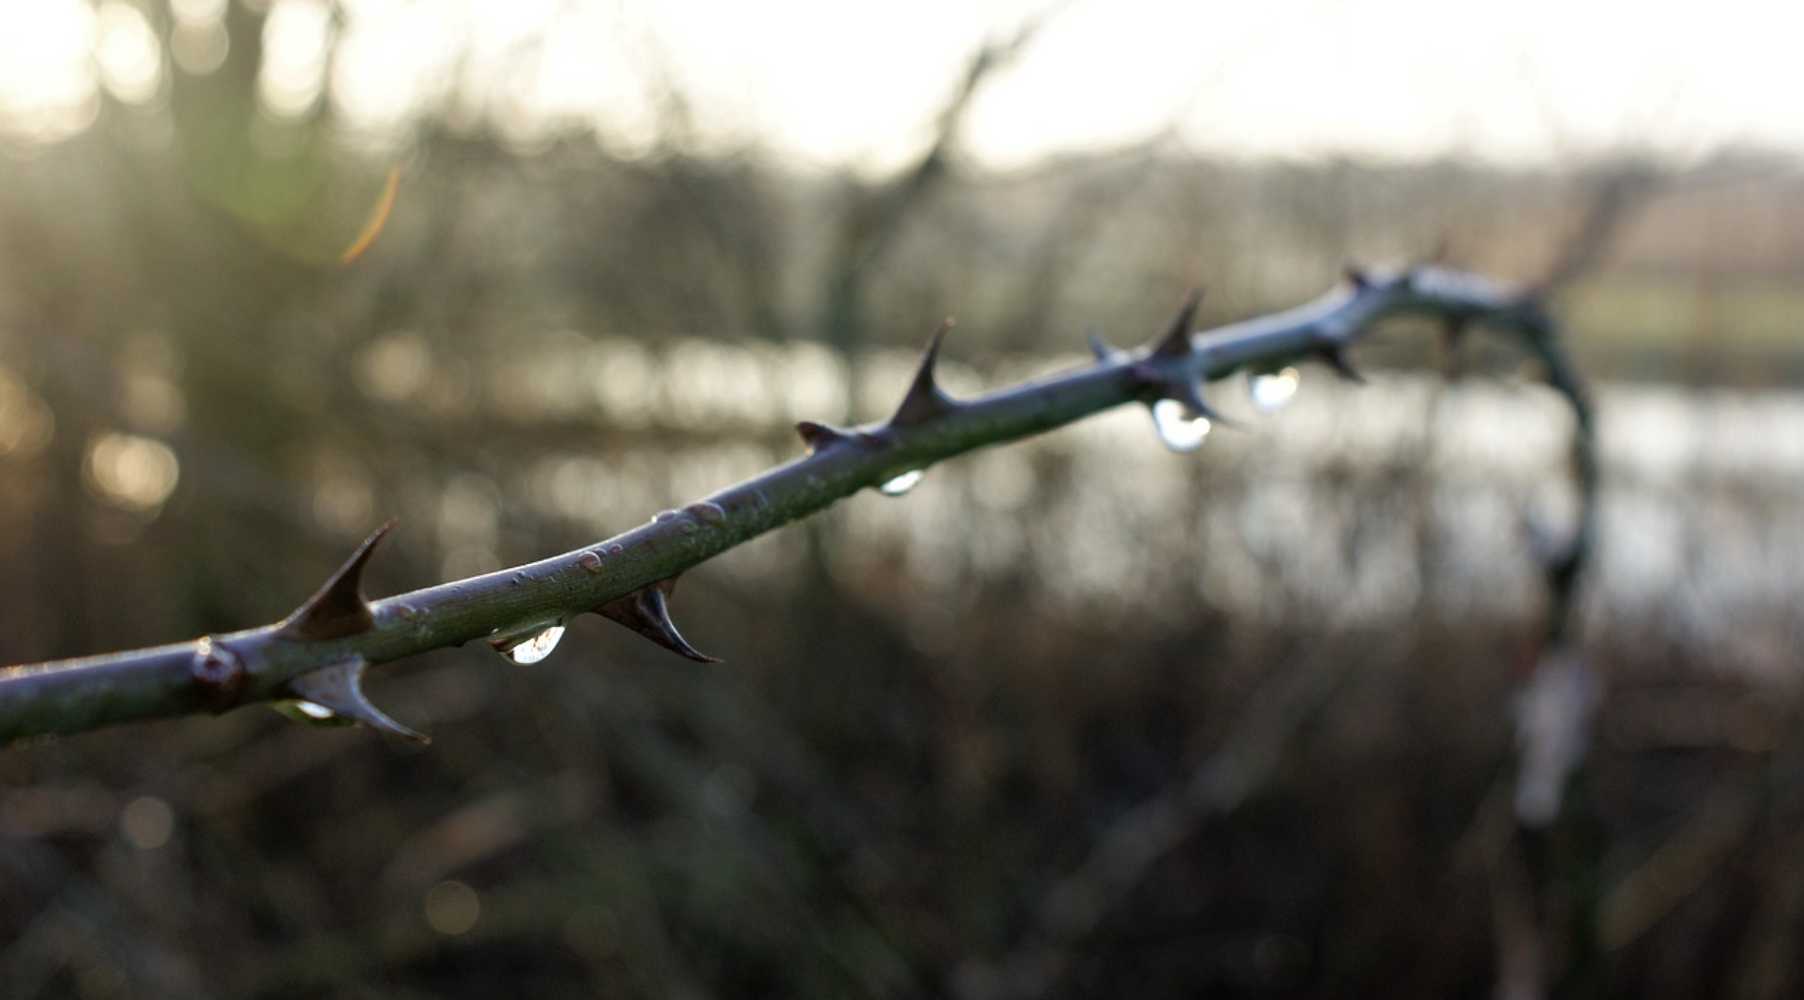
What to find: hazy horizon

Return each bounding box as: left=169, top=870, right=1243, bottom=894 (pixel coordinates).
left=3, top=0, right=1800, bottom=171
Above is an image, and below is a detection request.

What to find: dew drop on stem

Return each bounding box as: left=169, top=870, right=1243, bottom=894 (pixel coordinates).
left=271, top=700, right=350, bottom=728
left=1248, top=366, right=1301, bottom=413
left=686, top=501, right=727, bottom=525
left=1151, top=399, right=1211, bottom=452
left=878, top=469, right=925, bottom=497
left=489, top=623, right=567, bottom=665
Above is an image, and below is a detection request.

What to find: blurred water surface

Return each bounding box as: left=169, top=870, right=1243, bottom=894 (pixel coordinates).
left=452, top=336, right=1803, bottom=685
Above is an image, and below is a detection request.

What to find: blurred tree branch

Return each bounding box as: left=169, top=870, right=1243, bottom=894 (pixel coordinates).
left=823, top=4, right=1075, bottom=358
left=1538, top=161, right=1663, bottom=296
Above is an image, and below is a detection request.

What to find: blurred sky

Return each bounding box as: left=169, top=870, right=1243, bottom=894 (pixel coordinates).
left=1, top=0, right=1799, bottom=169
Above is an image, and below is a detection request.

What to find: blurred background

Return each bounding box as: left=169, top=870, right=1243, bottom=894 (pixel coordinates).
left=3, top=1, right=1804, bottom=996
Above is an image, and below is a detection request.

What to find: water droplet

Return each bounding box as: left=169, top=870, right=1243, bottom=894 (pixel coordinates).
left=878, top=469, right=925, bottom=496
left=608, top=543, right=624, bottom=554
left=578, top=550, right=605, bottom=574
left=1248, top=366, right=1301, bottom=413
left=687, top=501, right=726, bottom=525
left=395, top=603, right=430, bottom=634
left=189, top=638, right=246, bottom=703
left=653, top=509, right=679, bottom=523
left=271, top=700, right=352, bottom=728
left=490, top=623, right=567, bottom=665
left=1151, top=399, right=1211, bottom=452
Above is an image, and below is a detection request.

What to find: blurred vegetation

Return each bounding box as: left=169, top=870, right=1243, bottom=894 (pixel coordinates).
left=5, top=2, right=1804, bottom=998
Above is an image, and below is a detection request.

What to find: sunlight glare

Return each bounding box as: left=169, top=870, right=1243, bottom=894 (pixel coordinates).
left=96, top=2, right=164, bottom=106
left=0, top=0, right=98, bottom=144
left=84, top=433, right=181, bottom=512
left=2, top=0, right=1802, bottom=165
left=260, top=0, right=334, bottom=118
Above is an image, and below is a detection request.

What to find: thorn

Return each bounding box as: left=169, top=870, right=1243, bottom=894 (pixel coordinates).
left=594, top=577, right=723, bottom=664
left=1512, top=289, right=1554, bottom=328
left=286, top=658, right=429, bottom=743
left=277, top=519, right=396, bottom=641
left=1085, top=330, right=1120, bottom=362
left=1317, top=342, right=1366, bottom=383
left=1149, top=287, right=1204, bottom=358
left=890, top=319, right=957, bottom=426
left=795, top=420, right=851, bottom=454
left=1343, top=264, right=1373, bottom=290
left=1168, top=377, right=1231, bottom=426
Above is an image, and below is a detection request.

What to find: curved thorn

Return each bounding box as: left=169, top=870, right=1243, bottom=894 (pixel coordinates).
left=286, top=658, right=428, bottom=743
left=1149, top=287, right=1204, bottom=358
left=1318, top=342, right=1366, bottom=384
left=1169, top=378, right=1232, bottom=426
left=595, top=578, right=723, bottom=664
left=1511, top=291, right=1554, bottom=329
left=1085, top=330, right=1121, bottom=362
left=277, top=519, right=396, bottom=641
left=795, top=420, right=851, bottom=454
left=890, top=319, right=957, bottom=426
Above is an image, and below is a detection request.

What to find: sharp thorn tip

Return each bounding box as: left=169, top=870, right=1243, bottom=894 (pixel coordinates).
left=1171, top=379, right=1231, bottom=426
left=795, top=420, right=850, bottom=453
left=1318, top=343, right=1366, bottom=384
left=595, top=579, right=723, bottom=664
left=278, top=519, right=396, bottom=641
left=1150, top=287, right=1204, bottom=358
left=889, top=321, right=958, bottom=426
left=286, top=659, right=428, bottom=743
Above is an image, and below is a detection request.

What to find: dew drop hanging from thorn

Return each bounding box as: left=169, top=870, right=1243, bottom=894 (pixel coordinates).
left=1248, top=366, right=1301, bottom=413
left=878, top=469, right=925, bottom=496
left=271, top=700, right=351, bottom=728
left=1151, top=399, right=1211, bottom=452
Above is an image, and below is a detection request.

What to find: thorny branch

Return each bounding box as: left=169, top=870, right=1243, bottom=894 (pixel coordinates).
left=0, top=266, right=1595, bottom=745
